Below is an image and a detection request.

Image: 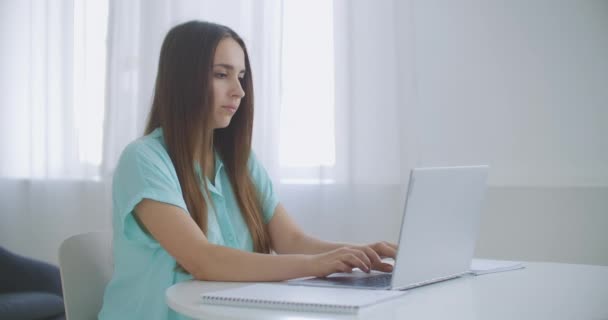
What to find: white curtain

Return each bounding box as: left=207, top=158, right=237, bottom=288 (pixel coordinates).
left=0, top=0, right=416, bottom=263
left=283, top=0, right=418, bottom=244
left=0, top=0, right=111, bottom=263
left=0, top=0, right=107, bottom=179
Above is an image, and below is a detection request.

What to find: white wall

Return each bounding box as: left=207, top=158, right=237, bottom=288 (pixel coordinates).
left=477, top=186, right=608, bottom=266
left=405, top=0, right=608, bottom=265
left=410, top=0, right=608, bottom=186
left=0, top=180, right=112, bottom=264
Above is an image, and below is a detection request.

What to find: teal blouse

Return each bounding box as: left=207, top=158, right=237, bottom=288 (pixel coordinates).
left=98, top=128, right=278, bottom=320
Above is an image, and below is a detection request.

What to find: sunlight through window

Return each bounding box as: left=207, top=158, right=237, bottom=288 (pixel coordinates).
left=73, top=0, right=108, bottom=168
left=280, top=0, right=336, bottom=170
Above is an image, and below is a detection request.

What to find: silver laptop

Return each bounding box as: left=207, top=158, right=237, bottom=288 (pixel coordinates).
left=288, top=165, right=489, bottom=290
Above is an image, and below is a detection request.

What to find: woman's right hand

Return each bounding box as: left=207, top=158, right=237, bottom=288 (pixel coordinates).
left=306, top=247, right=373, bottom=278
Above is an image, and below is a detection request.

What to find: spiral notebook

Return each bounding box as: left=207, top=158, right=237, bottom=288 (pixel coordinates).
left=199, top=283, right=405, bottom=314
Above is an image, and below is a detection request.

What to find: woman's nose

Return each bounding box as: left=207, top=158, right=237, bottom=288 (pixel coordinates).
left=231, top=78, right=245, bottom=98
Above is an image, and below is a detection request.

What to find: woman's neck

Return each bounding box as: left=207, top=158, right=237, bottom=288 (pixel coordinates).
left=202, top=147, right=215, bottom=185
left=195, top=131, right=215, bottom=183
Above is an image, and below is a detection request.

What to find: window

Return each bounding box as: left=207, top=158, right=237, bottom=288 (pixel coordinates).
left=0, top=0, right=108, bottom=179
left=279, top=0, right=336, bottom=184
left=73, top=0, right=109, bottom=168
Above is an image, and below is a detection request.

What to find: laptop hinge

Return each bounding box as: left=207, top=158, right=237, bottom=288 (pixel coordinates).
left=392, top=271, right=470, bottom=291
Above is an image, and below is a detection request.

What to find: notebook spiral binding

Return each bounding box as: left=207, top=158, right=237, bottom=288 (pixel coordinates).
left=201, top=296, right=359, bottom=314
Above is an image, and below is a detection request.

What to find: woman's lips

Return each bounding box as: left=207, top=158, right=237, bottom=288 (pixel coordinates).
left=222, top=106, right=238, bottom=113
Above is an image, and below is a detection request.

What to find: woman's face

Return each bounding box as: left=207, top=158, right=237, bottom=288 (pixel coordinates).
left=210, top=38, right=246, bottom=129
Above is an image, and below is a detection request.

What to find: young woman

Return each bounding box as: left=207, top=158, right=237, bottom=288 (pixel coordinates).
left=99, top=21, right=397, bottom=320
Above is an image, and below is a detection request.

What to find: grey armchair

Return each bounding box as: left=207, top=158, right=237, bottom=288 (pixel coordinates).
left=0, top=246, right=65, bottom=320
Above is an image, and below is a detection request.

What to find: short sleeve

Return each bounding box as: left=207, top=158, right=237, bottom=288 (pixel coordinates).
left=112, top=140, right=188, bottom=247
left=247, top=152, right=279, bottom=224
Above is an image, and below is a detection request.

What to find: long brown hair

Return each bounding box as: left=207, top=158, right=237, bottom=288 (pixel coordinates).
left=145, top=21, right=271, bottom=254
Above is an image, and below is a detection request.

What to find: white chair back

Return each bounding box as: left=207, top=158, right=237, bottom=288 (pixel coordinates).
left=59, top=231, right=113, bottom=320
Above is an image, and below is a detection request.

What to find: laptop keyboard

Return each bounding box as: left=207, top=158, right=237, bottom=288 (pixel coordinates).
left=323, top=273, right=393, bottom=288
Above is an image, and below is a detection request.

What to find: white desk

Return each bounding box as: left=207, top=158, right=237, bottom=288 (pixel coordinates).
left=166, top=262, right=608, bottom=320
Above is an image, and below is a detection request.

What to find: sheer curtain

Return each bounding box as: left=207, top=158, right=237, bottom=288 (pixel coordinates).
left=0, top=0, right=416, bottom=263
left=0, top=0, right=111, bottom=264
left=282, top=0, right=418, bottom=244
left=0, top=0, right=107, bottom=179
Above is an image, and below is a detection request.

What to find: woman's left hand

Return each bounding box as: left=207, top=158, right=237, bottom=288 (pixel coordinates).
left=349, top=241, right=398, bottom=273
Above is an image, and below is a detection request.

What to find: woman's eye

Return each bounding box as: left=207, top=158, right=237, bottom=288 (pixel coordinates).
left=215, top=73, right=227, bottom=79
